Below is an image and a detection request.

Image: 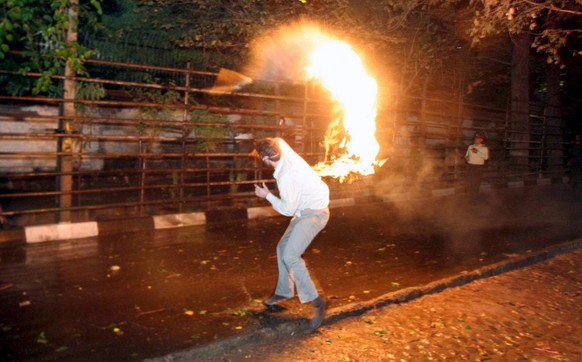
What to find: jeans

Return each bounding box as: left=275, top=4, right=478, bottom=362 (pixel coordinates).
left=274, top=208, right=329, bottom=303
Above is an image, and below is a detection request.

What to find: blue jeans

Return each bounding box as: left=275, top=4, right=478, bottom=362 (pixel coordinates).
left=274, top=208, right=329, bottom=303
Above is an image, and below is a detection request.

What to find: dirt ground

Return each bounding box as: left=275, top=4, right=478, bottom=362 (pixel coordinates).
left=199, top=248, right=582, bottom=362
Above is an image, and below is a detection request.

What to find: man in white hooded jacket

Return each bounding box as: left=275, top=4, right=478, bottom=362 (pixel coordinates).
left=253, top=137, right=329, bottom=329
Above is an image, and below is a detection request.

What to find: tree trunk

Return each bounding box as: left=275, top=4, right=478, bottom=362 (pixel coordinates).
left=509, top=33, right=530, bottom=178
left=545, top=64, right=563, bottom=175
left=58, top=0, right=78, bottom=222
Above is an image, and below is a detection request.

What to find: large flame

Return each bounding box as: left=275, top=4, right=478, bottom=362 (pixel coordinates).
left=307, top=41, right=381, bottom=182
left=247, top=21, right=383, bottom=182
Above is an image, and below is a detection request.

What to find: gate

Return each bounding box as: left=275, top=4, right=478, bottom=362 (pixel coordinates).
left=0, top=57, right=568, bottom=228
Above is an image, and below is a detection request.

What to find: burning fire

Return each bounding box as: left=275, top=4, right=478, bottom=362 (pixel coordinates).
left=247, top=21, right=383, bottom=182
left=306, top=40, right=382, bottom=182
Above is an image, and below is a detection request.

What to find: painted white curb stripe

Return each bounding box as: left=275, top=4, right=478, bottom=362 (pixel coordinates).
left=508, top=181, right=525, bottom=188
left=17, top=181, right=562, bottom=243
left=247, top=206, right=279, bottom=219
left=25, top=222, right=98, bottom=243
left=153, top=212, right=206, bottom=229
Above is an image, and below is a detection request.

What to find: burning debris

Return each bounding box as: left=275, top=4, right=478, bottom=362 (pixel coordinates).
left=209, top=68, right=253, bottom=92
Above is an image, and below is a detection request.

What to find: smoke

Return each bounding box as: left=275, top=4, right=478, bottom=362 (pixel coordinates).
left=244, top=20, right=336, bottom=83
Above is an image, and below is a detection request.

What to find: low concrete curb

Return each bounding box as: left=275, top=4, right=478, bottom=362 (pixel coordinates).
left=145, top=237, right=582, bottom=362
left=1, top=176, right=569, bottom=244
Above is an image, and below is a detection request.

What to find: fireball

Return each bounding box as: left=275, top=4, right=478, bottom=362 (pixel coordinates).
left=306, top=40, right=381, bottom=182
left=248, top=21, right=383, bottom=182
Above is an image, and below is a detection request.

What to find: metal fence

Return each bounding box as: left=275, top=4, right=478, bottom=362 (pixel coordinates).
left=0, top=56, right=569, bottom=228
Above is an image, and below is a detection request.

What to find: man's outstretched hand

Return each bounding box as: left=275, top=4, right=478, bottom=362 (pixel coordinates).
left=254, top=182, right=270, bottom=198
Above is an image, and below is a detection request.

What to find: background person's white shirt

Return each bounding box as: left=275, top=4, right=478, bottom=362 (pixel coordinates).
left=266, top=138, right=329, bottom=217
left=465, top=144, right=489, bottom=165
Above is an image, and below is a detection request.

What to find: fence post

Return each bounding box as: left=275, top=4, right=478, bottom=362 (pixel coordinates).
left=57, top=0, right=79, bottom=223
left=180, top=62, right=192, bottom=211
left=539, top=114, right=547, bottom=178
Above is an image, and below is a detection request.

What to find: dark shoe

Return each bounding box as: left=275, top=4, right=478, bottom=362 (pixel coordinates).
left=263, top=294, right=288, bottom=307
left=310, top=297, right=326, bottom=329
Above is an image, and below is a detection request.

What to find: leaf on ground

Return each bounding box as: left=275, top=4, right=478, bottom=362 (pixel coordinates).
left=184, top=309, right=194, bottom=316
left=37, top=331, right=48, bottom=344
left=232, top=309, right=252, bottom=317
left=55, top=346, right=68, bottom=352
left=391, top=282, right=400, bottom=287
left=374, top=329, right=387, bottom=336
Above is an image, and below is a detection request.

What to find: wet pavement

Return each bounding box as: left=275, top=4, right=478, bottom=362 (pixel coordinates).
left=199, top=246, right=582, bottom=361
left=0, top=184, right=581, bottom=361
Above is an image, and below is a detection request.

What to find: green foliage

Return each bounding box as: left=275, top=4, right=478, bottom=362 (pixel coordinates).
left=0, top=0, right=103, bottom=94
left=133, top=75, right=181, bottom=119
left=133, top=0, right=350, bottom=68
left=229, top=170, right=247, bottom=193
left=190, top=110, right=230, bottom=152
left=467, top=0, right=582, bottom=65
left=76, top=81, right=106, bottom=101
left=131, top=76, right=182, bottom=151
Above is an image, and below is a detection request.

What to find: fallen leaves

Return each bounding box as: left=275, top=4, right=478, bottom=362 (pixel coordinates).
left=373, top=329, right=387, bottom=336
left=0, top=283, right=13, bottom=292
left=37, top=331, right=48, bottom=344
left=232, top=309, right=253, bottom=317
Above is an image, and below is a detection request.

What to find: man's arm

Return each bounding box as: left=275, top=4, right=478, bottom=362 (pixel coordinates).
left=479, top=146, right=489, bottom=161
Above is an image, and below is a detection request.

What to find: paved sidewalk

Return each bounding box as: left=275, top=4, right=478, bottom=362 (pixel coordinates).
left=153, top=243, right=582, bottom=361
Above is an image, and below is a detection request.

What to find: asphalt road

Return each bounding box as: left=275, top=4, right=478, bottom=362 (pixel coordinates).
left=0, top=184, right=581, bottom=361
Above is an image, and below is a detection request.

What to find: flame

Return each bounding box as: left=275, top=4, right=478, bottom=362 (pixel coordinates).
left=247, top=21, right=383, bottom=182
left=307, top=40, right=381, bottom=182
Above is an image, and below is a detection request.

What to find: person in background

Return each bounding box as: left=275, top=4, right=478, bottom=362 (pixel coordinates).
left=464, top=132, right=490, bottom=197
left=253, top=137, right=330, bottom=329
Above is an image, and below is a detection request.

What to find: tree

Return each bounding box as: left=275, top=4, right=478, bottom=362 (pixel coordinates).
left=0, top=0, right=103, bottom=94
left=468, top=0, right=581, bottom=65
left=465, top=0, right=581, bottom=173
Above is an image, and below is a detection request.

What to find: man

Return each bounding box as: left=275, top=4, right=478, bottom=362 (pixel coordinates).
left=464, top=132, right=490, bottom=197
left=253, top=137, right=330, bottom=329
